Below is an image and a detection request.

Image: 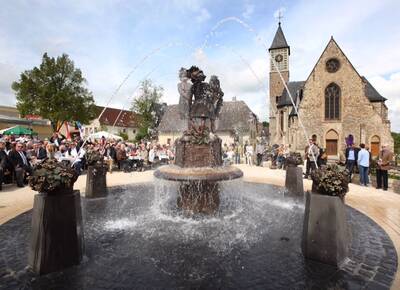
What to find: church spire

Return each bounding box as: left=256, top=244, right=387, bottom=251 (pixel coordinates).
left=269, top=23, right=290, bottom=55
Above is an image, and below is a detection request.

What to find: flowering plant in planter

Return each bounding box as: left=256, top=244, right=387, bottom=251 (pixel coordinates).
left=285, top=152, right=303, bottom=167
left=85, top=149, right=105, bottom=166
left=28, top=159, right=78, bottom=195
left=311, top=164, right=349, bottom=200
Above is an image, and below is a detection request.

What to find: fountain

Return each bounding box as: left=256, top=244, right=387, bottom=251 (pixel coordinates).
left=154, top=66, right=243, bottom=214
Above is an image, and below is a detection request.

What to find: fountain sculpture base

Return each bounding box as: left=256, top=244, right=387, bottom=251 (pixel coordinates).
left=178, top=181, right=220, bottom=214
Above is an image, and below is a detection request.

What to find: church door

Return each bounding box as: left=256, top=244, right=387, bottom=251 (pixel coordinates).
left=370, top=135, right=380, bottom=157
left=325, top=129, right=339, bottom=156
left=326, top=140, right=338, bottom=156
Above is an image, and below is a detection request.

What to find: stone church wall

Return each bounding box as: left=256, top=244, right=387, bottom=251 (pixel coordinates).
left=293, top=39, right=393, bottom=154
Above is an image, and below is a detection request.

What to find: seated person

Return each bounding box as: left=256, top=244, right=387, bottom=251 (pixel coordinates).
left=8, top=142, right=32, bottom=187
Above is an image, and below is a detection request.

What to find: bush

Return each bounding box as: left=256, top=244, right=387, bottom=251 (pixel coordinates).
left=311, top=164, right=349, bottom=199
left=28, top=159, right=78, bottom=195
left=85, top=149, right=105, bottom=166
left=285, top=152, right=303, bottom=167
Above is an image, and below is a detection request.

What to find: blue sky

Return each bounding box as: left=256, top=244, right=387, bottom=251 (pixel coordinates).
left=1, top=0, right=400, bottom=130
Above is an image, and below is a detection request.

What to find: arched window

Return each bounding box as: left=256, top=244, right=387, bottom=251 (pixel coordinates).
left=325, top=83, right=340, bottom=120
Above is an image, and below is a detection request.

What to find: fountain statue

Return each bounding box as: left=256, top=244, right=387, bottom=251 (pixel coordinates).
left=154, top=66, right=243, bottom=214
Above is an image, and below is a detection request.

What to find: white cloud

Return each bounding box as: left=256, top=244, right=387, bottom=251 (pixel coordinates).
left=196, top=8, right=211, bottom=23
left=242, top=3, right=255, bottom=19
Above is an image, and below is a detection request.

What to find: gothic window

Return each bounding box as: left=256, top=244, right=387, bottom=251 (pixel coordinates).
left=325, top=83, right=340, bottom=120
left=280, top=111, right=284, bottom=132
left=326, top=58, right=340, bottom=73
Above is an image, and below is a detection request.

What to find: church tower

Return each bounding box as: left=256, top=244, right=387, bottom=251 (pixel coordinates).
left=269, top=22, right=290, bottom=144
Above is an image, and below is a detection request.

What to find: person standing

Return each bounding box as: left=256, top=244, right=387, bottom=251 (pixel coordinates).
left=0, top=139, right=12, bottom=190
left=255, top=141, right=265, bottom=166
left=234, top=142, right=242, bottom=164
left=357, top=144, right=370, bottom=186
left=376, top=144, right=393, bottom=191
left=245, top=143, right=254, bottom=166
left=304, top=139, right=319, bottom=179
left=345, top=143, right=359, bottom=180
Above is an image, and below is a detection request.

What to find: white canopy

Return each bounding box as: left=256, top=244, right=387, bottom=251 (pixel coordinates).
left=88, top=131, right=123, bottom=140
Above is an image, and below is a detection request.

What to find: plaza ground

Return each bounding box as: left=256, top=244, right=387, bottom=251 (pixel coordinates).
left=0, top=164, right=399, bottom=289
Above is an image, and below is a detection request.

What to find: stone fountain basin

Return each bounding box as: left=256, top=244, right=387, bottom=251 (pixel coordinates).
left=153, top=165, right=243, bottom=181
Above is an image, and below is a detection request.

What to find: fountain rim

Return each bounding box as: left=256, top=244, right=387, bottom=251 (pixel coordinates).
left=153, top=165, right=243, bottom=181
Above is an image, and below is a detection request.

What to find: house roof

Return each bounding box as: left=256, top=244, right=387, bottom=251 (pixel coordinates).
left=95, top=106, right=138, bottom=128
left=277, top=81, right=305, bottom=108
left=269, top=24, right=290, bottom=54
left=157, top=100, right=257, bottom=133
left=362, top=77, right=387, bottom=102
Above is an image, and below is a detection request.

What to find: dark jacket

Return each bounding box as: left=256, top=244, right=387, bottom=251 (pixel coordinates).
left=9, top=150, right=30, bottom=168
left=33, top=147, right=47, bottom=160
left=345, top=147, right=359, bottom=164
left=0, top=150, right=12, bottom=171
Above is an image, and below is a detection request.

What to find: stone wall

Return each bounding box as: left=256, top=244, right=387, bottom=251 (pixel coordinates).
left=291, top=38, right=393, bottom=153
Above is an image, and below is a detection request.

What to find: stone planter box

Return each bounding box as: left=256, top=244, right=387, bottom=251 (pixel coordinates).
left=29, top=190, right=84, bottom=275
left=285, top=166, right=304, bottom=196
left=302, top=191, right=349, bottom=267
left=85, top=165, right=108, bottom=198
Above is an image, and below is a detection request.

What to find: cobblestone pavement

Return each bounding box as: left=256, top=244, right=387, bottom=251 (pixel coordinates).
left=0, top=182, right=397, bottom=290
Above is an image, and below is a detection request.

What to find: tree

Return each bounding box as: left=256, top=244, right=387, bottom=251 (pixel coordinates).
left=131, top=79, right=166, bottom=142
left=12, top=53, right=97, bottom=131
left=391, top=132, right=400, bottom=154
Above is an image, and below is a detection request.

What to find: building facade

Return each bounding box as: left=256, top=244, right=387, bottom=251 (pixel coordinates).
left=85, top=106, right=139, bottom=141
left=158, top=100, right=259, bottom=146
left=268, top=23, right=393, bottom=157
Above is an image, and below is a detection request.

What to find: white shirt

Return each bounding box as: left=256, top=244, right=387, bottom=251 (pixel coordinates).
left=357, top=148, right=369, bottom=167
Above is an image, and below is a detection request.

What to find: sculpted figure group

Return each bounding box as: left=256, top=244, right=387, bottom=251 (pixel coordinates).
left=178, top=66, right=224, bottom=133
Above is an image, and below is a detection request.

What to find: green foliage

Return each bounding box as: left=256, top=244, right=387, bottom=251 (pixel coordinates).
left=311, top=164, right=349, bottom=199
left=262, top=121, right=269, bottom=127
left=134, top=127, right=149, bottom=143
left=118, top=131, right=129, bottom=141
left=391, top=132, right=400, bottom=154
left=131, top=79, right=165, bottom=140
left=28, top=159, right=78, bottom=194
left=85, top=149, right=105, bottom=166
left=12, top=53, right=97, bottom=131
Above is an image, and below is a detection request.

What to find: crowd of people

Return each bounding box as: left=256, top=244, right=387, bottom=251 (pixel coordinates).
left=0, top=132, right=395, bottom=192
left=0, top=132, right=176, bottom=190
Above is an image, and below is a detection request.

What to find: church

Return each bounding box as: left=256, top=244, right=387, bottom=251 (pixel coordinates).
left=268, top=23, right=393, bottom=158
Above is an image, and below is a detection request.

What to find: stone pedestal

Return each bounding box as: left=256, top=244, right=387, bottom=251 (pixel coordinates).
left=175, top=138, right=222, bottom=168
left=29, top=190, right=84, bottom=275
left=285, top=166, right=304, bottom=196
left=302, top=191, right=349, bottom=267
left=85, top=165, right=107, bottom=198
left=178, top=181, right=220, bottom=214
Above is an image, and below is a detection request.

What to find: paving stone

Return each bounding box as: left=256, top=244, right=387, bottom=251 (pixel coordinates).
left=0, top=183, right=397, bottom=289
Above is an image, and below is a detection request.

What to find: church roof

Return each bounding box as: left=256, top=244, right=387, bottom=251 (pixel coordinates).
left=269, top=24, right=290, bottom=54
left=277, top=81, right=305, bottom=108
left=157, top=101, right=257, bottom=133
left=362, top=77, right=387, bottom=102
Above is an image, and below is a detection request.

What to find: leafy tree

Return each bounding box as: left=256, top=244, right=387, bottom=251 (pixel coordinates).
left=12, top=53, right=97, bottom=131
left=391, top=132, right=400, bottom=154
left=118, top=131, right=129, bottom=141
left=131, top=79, right=166, bottom=142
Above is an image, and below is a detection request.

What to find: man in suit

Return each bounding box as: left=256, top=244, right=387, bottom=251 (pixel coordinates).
left=376, top=144, right=394, bottom=191
left=32, top=141, right=47, bottom=161
left=9, top=142, right=32, bottom=187
left=345, top=143, right=359, bottom=180
left=0, top=139, right=13, bottom=190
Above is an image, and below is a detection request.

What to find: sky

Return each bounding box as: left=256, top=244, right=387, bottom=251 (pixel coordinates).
left=0, top=0, right=400, bottom=130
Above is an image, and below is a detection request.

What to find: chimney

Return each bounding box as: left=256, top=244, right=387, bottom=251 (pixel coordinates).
left=232, top=96, right=237, bottom=101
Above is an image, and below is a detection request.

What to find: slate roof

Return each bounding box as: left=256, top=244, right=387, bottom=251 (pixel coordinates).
left=277, top=81, right=305, bottom=108
left=158, top=101, right=257, bottom=133
left=95, top=106, right=138, bottom=128
left=269, top=24, right=290, bottom=54
left=362, top=77, right=387, bottom=102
